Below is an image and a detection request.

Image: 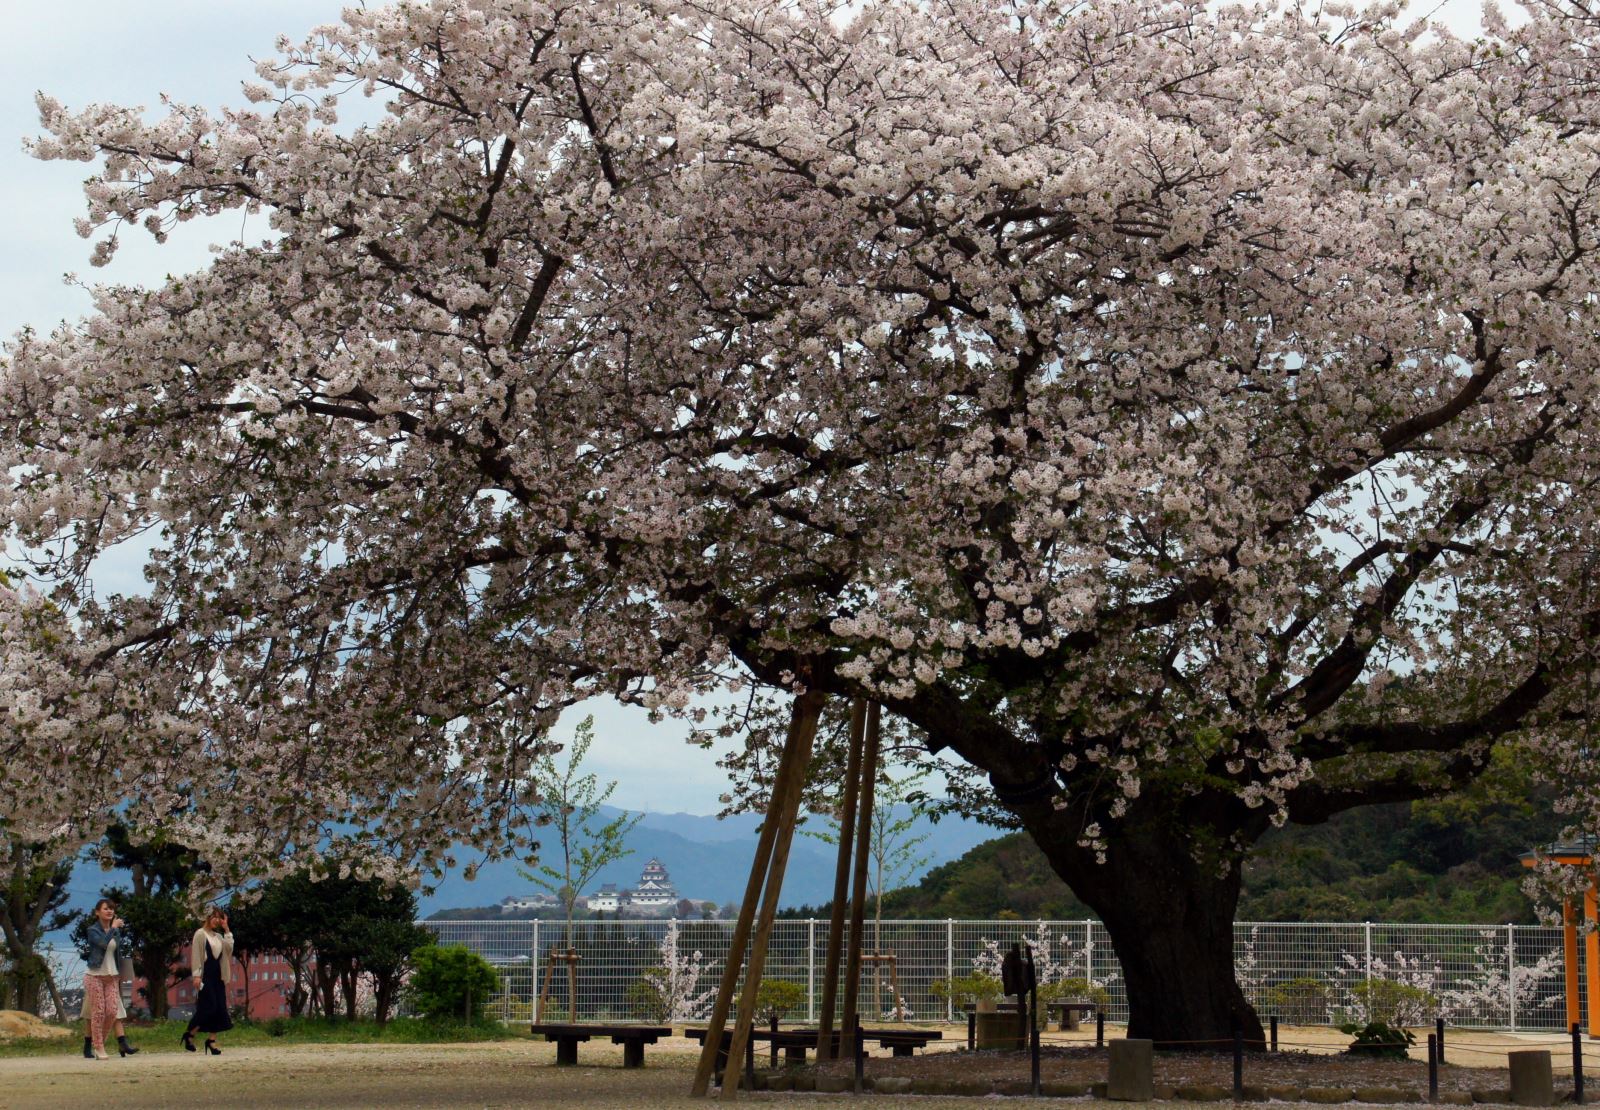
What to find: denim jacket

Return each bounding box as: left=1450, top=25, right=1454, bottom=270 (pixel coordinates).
left=82, top=922, right=130, bottom=973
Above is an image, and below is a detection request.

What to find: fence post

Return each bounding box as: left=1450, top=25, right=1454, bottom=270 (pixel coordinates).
left=1508, top=923, right=1518, bottom=1032
left=531, top=918, right=540, bottom=1024
left=1573, top=1022, right=1584, bottom=1105
left=1085, top=919, right=1094, bottom=981
left=1428, top=1033, right=1438, bottom=1103
left=807, top=918, right=816, bottom=1023
left=1364, top=921, right=1373, bottom=992
left=946, top=919, right=955, bottom=1023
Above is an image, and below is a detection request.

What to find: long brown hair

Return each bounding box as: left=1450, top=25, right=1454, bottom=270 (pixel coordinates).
left=90, top=897, right=116, bottom=919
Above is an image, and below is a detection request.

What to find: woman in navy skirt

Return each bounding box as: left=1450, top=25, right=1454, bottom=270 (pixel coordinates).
left=182, top=907, right=233, bottom=1054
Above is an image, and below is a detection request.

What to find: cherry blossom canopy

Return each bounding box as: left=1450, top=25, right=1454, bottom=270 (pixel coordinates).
left=4, top=0, right=1600, bottom=987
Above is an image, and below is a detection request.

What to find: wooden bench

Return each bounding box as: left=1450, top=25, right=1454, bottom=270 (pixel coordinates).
left=1045, top=1001, right=1097, bottom=1031
left=529, top=1023, right=671, bottom=1067
left=870, top=1028, right=945, bottom=1057
left=684, top=1025, right=943, bottom=1071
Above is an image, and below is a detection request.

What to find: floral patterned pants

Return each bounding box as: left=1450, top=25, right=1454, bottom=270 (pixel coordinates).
left=83, top=974, right=120, bottom=1050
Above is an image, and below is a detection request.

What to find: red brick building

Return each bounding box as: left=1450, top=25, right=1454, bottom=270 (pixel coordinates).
left=130, top=946, right=303, bottom=1021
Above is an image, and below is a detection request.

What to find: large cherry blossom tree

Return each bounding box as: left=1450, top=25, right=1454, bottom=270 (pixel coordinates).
left=7, top=0, right=1600, bottom=1041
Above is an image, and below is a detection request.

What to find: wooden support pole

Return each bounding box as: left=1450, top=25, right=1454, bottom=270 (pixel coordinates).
left=567, top=949, right=578, bottom=1022
left=691, top=689, right=822, bottom=1097
left=816, top=698, right=867, bottom=1060
left=537, top=953, right=554, bottom=1021
left=838, top=701, right=881, bottom=1047
left=721, top=689, right=822, bottom=1100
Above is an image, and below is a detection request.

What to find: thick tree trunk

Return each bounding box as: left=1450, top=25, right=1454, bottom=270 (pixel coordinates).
left=137, top=950, right=171, bottom=1019
left=1022, top=798, right=1265, bottom=1048
left=12, top=953, right=45, bottom=1016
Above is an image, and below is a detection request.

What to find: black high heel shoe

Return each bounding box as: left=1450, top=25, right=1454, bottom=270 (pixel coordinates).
left=117, top=1034, right=139, bottom=1056
left=181, top=1030, right=196, bottom=1052
left=204, top=1039, right=221, bottom=1055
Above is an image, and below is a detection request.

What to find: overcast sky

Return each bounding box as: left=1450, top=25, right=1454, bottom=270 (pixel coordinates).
left=2, top=0, right=1493, bottom=816
left=0, top=1, right=740, bottom=812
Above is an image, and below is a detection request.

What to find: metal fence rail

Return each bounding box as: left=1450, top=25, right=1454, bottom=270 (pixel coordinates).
left=420, top=918, right=1571, bottom=1031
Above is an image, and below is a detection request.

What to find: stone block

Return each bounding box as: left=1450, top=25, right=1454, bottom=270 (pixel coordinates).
left=815, top=1074, right=852, bottom=1093
left=873, top=1076, right=913, bottom=1094
left=993, top=1079, right=1035, bottom=1096
left=1108, top=1038, right=1155, bottom=1101
left=1510, top=1050, right=1555, bottom=1107
left=763, top=1073, right=793, bottom=1092
left=1470, top=1089, right=1513, bottom=1104
left=1174, top=1083, right=1233, bottom=1101
left=791, top=1072, right=816, bottom=1092
left=1352, top=1086, right=1419, bottom=1103
left=1438, top=1092, right=1474, bottom=1105
left=909, top=1077, right=992, bottom=1096
left=1042, top=1080, right=1093, bottom=1097
left=1299, top=1087, right=1357, bottom=1103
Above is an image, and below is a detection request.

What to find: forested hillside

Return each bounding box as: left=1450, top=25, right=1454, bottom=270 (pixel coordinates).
left=879, top=773, right=1563, bottom=924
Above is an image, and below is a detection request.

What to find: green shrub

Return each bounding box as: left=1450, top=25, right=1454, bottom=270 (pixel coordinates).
left=1342, top=979, right=1436, bottom=1027
left=756, top=979, right=806, bottom=1023
left=929, top=972, right=1004, bottom=1007
left=1263, top=977, right=1332, bottom=1025
left=626, top=969, right=672, bottom=1022
left=1340, top=1020, right=1416, bottom=1059
left=407, top=944, right=500, bottom=1021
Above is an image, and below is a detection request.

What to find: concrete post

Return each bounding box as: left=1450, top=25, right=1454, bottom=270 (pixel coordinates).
left=1108, top=1038, right=1155, bottom=1101
left=1508, top=1049, right=1554, bottom=1107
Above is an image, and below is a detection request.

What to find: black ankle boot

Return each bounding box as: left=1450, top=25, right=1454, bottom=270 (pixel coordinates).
left=117, top=1034, right=139, bottom=1056
left=82, top=1036, right=93, bottom=1059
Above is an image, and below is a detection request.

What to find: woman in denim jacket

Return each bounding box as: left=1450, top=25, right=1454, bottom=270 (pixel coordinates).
left=81, top=898, right=135, bottom=1059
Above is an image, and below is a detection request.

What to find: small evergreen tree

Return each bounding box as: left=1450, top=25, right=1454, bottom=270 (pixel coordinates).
left=408, top=944, right=498, bottom=1021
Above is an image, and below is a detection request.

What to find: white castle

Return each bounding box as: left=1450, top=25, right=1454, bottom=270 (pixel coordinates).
left=587, top=858, right=678, bottom=913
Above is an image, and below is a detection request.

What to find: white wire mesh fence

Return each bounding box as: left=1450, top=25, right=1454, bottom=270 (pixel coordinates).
left=420, top=918, right=1571, bottom=1032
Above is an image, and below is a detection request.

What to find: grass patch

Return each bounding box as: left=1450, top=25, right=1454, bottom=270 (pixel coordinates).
left=0, top=1016, right=525, bottom=1058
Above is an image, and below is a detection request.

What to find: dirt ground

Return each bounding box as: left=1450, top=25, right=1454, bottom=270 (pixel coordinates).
left=808, top=1022, right=1573, bottom=1094
left=0, top=1026, right=1569, bottom=1109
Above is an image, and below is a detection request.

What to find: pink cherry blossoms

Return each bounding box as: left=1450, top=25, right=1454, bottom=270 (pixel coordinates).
left=4, top=0, right=1600, bottom=901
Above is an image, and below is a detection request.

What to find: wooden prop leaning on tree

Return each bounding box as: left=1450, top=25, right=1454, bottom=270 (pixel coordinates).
left=814, top=698, right=866, bottom=1061
left=692, top=686, right=824, bottom=1098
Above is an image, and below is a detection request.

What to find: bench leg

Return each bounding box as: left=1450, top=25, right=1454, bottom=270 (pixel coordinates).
left=555, top=1038, right=579, bottom=1066
left=785, top=1045, right=807, bottom=1063
left=622, top=1041, right=644, bottom=1068
left=893, top=1044, right=914, bottom=1057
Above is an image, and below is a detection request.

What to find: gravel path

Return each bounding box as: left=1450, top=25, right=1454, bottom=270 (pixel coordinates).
left=0, top=1027, right=1564, bottom=1109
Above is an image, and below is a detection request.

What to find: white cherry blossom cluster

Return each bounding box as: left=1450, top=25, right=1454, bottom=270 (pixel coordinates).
left=5, top=0, right=1600, bottom=884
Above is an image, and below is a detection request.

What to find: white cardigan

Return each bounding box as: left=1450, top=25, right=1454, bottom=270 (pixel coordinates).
left=190, top=928, right=235, bottom=984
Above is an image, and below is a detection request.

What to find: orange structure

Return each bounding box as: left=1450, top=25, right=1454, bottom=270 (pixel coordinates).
left=1519, top=839, right=1596, bottom=1035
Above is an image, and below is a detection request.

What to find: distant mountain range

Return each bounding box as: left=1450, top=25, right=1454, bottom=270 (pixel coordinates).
left=417, top=805, right=998, bottom=916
